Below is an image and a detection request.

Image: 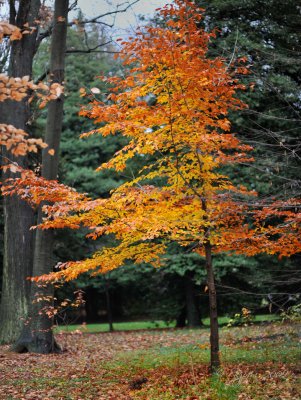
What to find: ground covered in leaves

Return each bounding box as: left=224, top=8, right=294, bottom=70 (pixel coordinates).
left=0, top=322, right=300, bottom=399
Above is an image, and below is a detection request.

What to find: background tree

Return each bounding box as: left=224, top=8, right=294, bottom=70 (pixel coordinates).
left=13, top=0, right=69, bottom=354
left=0, top=0, right=42, bottom=344
left=194, top=0, right=301, bottom=311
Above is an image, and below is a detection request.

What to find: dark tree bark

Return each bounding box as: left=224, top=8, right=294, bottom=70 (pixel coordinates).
left=104, top=276, right=114, bottom=332
left=13, top=0, right=69, bottom=353
left=204, top=241, right=220, bottom=372
left=0, top=0, right=41, bottom=345
left=201, top=197, right=220, bottom=372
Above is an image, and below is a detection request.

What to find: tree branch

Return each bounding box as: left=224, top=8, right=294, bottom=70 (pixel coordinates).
left=36, top=1, right=140, bottom=49
left=34, top=68, right=50, bottom=84
left=66, top=39, right=120, bottom=54
left=78, top=0, right=139, bottom=25
left=66, top=49, right=120, bottom=54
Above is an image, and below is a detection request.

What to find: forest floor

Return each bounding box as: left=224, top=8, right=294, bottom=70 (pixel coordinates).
left=0, top=322, right=300, bottom=399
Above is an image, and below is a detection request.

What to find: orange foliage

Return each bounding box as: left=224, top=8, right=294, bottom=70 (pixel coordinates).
left=0, top=74, right=62, bottom=170
left=0, top=20, right=63, bottom=161
left=2, top=0, right=300, bottom=282
left=0, top=21, right=22, bottom=41
left=0, top=124, right=47, bottom=157
left=0, top=73, right=63, bottom=105
left=0, top=25, right=63, bottom=164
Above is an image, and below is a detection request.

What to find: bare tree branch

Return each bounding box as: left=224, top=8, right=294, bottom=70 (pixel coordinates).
left=66, top=49, right=120, bottom=54
left=79, top=0, right=139, bottom=25
left=36, top=1, right=140, bottom=48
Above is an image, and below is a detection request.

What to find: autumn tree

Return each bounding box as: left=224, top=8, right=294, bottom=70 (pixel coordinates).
left=4, top=0, right=300, bottom=371
left=12, top=0, right=253, bottom=370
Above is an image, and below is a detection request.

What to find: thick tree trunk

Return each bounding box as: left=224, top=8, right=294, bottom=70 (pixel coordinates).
left=204, top=242, right=220, bottom=372
left=185, top=272, right=202, bottom=328
left=0, top=0, right=41, bottom=344
left=13, top=0, right=69, bottom=353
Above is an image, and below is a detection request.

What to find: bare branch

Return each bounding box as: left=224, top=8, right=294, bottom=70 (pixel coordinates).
left=36, top=1, right=140, bottom=48
left=78, top=0, right=139, bottom=24
left=66, top=39, right=119, bottom=54
left=34, top=68, right=50, bottom=84
left=66, top=49, right=120, bottom=54
left=68, top=1, right=78, bottom=12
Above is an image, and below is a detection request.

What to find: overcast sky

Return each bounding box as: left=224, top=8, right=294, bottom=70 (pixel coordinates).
left=76, top=0, right=172, bottom=32
left=0, top=1, right=172, bottom=32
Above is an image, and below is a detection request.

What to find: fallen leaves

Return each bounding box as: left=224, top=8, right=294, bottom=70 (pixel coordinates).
left=0, top=323, right=299, bottom=399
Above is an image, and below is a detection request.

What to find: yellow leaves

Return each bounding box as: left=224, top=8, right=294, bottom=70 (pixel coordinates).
left=79, top=87, right=86, bottom=97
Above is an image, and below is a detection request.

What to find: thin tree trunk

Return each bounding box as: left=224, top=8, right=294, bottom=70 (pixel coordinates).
left=201, top=197, right=220, bottom=373
left=0, top=0, right=41, bottom=344
left=204, top=241, right=220, bottom=372
left=104, top=276, right=114, bottom=332
left=13, top=0, right=69, bottom=353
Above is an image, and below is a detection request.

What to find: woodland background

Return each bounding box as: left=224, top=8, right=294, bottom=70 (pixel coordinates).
left=0, top=0, right=300, bottom=338
left=0, top=1, right=300, bottom=398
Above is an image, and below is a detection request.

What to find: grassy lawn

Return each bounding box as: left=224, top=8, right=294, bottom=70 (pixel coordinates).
left=55, top=314, right=280, bottom=334
left=54, top=319, right=171, bottom=333
left=1, top=321, right=299, bottom=399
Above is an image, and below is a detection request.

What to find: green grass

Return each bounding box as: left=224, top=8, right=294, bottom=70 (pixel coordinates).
left=55, top=314, right=280, bottom=333
left=112, top=339, right=300, bottom=371
left=2, top=322, right=299, bottom=399
left=95, top=331, right=299, bottom=399
left=55, top=320, right=171, bottom=333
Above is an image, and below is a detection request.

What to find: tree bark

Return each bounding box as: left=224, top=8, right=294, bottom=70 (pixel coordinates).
left=0, top=0, right=41, bottom=344
left=104, top=276, right=114, bottom=332
left=204, top=241, right=220, bottom=372
left=13, top=0, right=69, bottom=353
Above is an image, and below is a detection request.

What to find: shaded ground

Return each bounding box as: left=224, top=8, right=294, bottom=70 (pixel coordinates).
left=0, top=322, right=300, bottom=399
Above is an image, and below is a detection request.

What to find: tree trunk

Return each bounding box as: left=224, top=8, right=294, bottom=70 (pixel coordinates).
left=13, top=0, right=69, bottom=353
left=204, top=241, right=220, bottom=372
left=185, top=271, right=202, bottom=328
left=104, top=276, right=114, bottom=332
left=0, top=0, right=41, bottom=344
